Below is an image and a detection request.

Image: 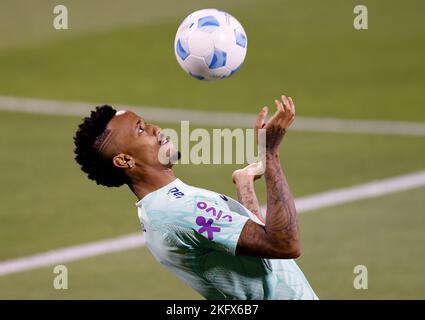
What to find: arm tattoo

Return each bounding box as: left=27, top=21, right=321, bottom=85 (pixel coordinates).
left=236, top=127, right=300, bottom=258
left=235, top=179, right=261, bottom=220
left=264, top=151, right=299, bottom=248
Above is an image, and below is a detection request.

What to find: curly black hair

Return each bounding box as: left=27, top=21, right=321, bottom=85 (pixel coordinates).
left=73, top=105, right=128, bottom=187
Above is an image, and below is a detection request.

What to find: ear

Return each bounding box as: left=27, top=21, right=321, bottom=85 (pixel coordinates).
left=112, top=153, right=135, bottom=169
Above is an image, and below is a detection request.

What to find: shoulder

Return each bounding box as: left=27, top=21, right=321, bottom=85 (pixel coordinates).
left=140, top=182, right=247, bottom=230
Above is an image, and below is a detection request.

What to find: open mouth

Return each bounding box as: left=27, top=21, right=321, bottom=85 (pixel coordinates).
left=158, top=133, right=170, bottom=146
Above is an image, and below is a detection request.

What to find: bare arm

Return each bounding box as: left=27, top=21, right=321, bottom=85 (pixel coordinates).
left=236, top=95, right=300, bottom=259
left=233, top=171, right=263, bottom=222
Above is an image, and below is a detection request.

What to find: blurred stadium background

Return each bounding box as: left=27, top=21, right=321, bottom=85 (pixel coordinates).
left=0, top=0, right=424, bottom=299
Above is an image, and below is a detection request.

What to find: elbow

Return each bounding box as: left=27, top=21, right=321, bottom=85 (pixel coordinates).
left=276, top=241, right=301, bottom=259
left=264, top=228, right=302, bottom=259
left=288, top=243, right=301, bottom=259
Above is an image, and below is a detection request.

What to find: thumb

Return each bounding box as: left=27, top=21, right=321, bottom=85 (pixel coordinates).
left=255, top=106, right=268, bottom=144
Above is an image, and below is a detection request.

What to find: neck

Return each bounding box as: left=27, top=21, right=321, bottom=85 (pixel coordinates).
left=129, top=167, right=177, bottom=200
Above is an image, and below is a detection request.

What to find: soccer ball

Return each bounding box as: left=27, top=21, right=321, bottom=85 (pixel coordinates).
left=174, top=8, right=247, bottom=81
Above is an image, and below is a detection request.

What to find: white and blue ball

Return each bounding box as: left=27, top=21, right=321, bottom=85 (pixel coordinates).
left=174, top=8, right=247, bottom=81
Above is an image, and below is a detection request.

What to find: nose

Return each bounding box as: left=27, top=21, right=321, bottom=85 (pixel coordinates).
left=148, top=124, right=161, bottom=136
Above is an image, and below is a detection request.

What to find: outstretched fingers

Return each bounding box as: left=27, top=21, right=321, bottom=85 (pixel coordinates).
left=255, top=106, right=268, bottom=144
left=255, top=106, right=268, bottom=130
left=274, top=98, right=285, bottom=113
left=281, top=95, right=292, bottom=113
left=288, top=96, right=296, bottom=114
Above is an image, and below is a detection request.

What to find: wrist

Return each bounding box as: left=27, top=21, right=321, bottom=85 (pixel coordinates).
left=266, top=150, right=280, bottom=159
left=233, top=171, right=255, bottom=185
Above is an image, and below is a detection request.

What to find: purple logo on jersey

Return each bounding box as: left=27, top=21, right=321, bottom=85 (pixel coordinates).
left=196, top=201, right=233, bottom=222
left=195, top=216, right=221, bottom=240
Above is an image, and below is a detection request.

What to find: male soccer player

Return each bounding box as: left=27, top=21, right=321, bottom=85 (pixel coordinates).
left=73, top=95, right=318, bottom=300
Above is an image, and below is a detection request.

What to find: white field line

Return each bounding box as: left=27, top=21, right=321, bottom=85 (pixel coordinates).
left=0, top=234, right=145, bottom=277
left=292, top=170, right=425, bottom=212
left=1, top=96, right=425, bottom=136
left=1, top=170, right=425, bottom=276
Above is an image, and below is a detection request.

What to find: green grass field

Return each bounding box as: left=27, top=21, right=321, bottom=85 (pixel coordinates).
left=0, top=0, right=424, bottom=299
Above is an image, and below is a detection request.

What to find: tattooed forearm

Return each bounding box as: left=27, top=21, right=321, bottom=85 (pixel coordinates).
left=236, top=151, right=300, bottom=259
left=235, top=95, right=299, bottom=259
left=264, top=149, right=299, bottom=251
left=235, top=178, right=261, bottom=219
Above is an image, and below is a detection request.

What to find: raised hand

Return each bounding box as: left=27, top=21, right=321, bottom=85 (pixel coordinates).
left=263, top=95, right=296, bottom=153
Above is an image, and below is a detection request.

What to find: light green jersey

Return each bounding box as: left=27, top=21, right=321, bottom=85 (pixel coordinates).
left=135, top=178, right=318, bottom=300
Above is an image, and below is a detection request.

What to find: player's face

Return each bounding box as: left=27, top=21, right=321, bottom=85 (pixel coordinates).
left=107, top=110, right=178, bottom=168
